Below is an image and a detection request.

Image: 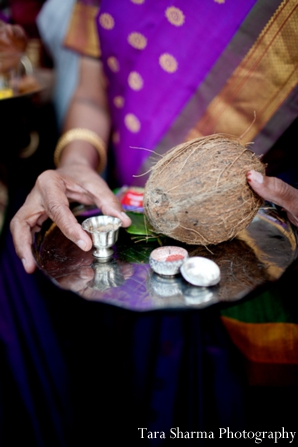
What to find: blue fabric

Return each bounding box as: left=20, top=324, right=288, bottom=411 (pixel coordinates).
left=0, top=226, right=246, bottom=445
left=0, top=229, right=73, bottom=446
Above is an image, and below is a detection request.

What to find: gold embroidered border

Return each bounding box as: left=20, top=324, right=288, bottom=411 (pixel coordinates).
left=186, top=0, right=298, bottom=144
left=64, top=3, right=101, bottom=58
left=221, top=316, right=298, bottom=364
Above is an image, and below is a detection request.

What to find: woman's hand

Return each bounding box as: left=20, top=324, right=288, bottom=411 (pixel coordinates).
left=9, top=55, right=124, bottom=275
left=10, top=165, right=132, bottom=274
left=0, top=22, right=27, bottom=72
left=247, top=170, right=298, bottom=226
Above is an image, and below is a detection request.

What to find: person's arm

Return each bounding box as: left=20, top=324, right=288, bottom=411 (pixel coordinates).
left=58, top=56, right=110, bottom=171
left=10, top=56, right=131, bottom=274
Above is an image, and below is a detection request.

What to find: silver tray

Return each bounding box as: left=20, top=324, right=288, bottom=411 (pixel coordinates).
left=33, top=204, right=298, bottom=311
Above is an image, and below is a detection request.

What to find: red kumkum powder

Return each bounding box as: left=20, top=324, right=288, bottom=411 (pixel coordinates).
left=166, top=254, right=185, bottom=262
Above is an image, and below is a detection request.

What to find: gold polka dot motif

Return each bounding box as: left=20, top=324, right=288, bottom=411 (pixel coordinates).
left=165, top=6, right=185, bottom=27
left=125, top=114, right=141, bottom=133
left=128, top=71, right=144, bottom=90
left=99, top=13, right=115, bottom=30
left=159, top=53, right=178, bottom=73
left=107, top=56, right=120, bottom=72
left=128, top=32, right=147, bottom=50
left=114, top=96, right=125, bottom=108
left=130, top=0, right=145, bottom=4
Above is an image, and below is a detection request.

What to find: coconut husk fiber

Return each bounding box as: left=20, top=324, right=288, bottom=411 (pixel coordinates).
left=143, top=134, right=266, bottom=246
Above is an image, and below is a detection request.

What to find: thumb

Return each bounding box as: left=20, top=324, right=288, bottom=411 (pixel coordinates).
left=247, top=170, right=298, bottom=225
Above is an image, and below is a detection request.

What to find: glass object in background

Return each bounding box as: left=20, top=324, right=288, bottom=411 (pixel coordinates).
left=0, top=48, right=33, bottom=99
left=0, top=49, right=17, bottom=98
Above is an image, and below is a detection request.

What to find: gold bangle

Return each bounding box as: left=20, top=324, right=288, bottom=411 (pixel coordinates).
left=53, top=128, right=107, bottom=173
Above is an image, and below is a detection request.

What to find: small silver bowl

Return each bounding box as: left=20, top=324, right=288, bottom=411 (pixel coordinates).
left=149, top=246, right=188, bottom=277
left=82, top=215, right=122, bottom=262
left=180, top=256, right=220, bottom=287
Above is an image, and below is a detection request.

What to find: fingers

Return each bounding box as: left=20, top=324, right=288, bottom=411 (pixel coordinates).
left=247, top=170, right=298, bottom=225
left=10, top=214, right=37, bottom=273
left=67, top=169, right=132, bottom=227
left=100, top=195, right=132, bottom=228
left=10, top=167, right=133, bottom=274
left=10, top=24, right=27, bottom=41
left=10, top=171, right=92, bottom=272
left=35, top=172, right=93, bottom=251
left=0, top=24, right=27, bottom=53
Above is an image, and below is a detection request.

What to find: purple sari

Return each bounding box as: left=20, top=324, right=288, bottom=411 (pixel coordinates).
left=96, top=0, right=258, bottom=186
left=1, top=2, right=297, bottom=445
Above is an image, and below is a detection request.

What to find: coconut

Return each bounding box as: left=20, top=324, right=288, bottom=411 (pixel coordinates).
left=143, top=134, right=265, bottom=246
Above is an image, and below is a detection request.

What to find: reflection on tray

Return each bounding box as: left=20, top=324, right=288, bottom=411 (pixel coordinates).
left=88, top=260, right=134, bottom=292
left=147, top=272, right=183, bottom=298
left=33, top=204, right=298, bottom=312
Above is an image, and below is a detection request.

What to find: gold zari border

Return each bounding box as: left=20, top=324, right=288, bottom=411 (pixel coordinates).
left=186, top=0, right=298, bottom=145
left=64, top=3, right=101, bottom=58
left=221, top=316, right=298, bottom=364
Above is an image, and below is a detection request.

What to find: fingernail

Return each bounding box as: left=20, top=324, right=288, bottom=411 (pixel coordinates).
left=21, top=258, right=27, bottom=268
left=121, top=212, right=129, bottom=219
left=248, top=170, right=263, bottom=184
left=77, top=239, right=87, bottom=250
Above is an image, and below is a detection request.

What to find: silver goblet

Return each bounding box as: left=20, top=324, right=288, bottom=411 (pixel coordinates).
left=82, top=215, right=122, bottom=262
